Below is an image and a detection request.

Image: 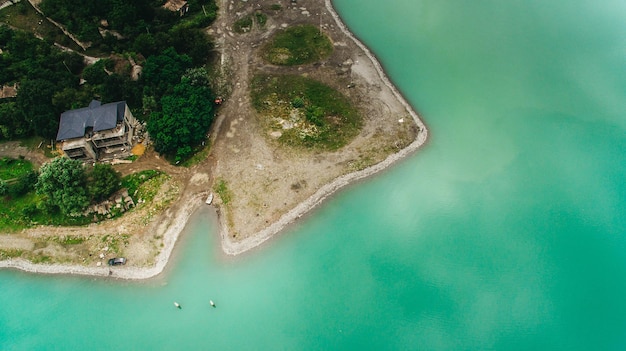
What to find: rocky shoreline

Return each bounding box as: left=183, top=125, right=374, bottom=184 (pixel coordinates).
left=219, top=0, right=428, bottom=254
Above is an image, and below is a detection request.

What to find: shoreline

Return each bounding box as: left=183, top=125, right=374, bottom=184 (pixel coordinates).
left=219, top=0, right=428, bottom=255
left=0, top=0, right=428, bottom=278
left=0, top=192, right=205, bottom=280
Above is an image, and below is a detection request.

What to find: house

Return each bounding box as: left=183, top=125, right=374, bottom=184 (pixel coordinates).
left=56, top=100, right=138, bottom=162
left=163, top=0, right=189, bottom=16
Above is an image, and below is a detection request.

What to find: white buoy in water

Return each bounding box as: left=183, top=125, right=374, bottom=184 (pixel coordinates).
left=174, top=302, right=181, bottom=309
left=210, top=300, right=215, bottom=307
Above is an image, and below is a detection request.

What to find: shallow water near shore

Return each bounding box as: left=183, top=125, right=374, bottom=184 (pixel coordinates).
left=2, top=0, right=626, bottom=349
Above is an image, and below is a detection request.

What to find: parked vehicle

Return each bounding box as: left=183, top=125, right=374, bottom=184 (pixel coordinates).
left=108, top=257, right=127, bottom=266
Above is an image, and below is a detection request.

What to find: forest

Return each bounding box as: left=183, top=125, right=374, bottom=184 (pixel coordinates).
left=0, top=0, right=219, bottom=161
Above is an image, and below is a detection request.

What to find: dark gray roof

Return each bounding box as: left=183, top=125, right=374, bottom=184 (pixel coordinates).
left=56, top=100, right=126, bottom=141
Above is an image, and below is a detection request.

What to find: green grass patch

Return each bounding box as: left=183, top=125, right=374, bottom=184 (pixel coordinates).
left=214, top=179, right=232, bottom=205
left=0, top=192, right=37, bottom=231
left=0, top=248, right=23, bottom=259
left=53, top=235, right=85, bottom=246
left=121, top=170, right=162, bottom=199
left=133, top=173, right=169, bottom=203
left=251, top=74, right=362, bottom=150
left=4, top=191, right=93, bottom=228
left=261, top=25, right=333, bottom=65
left=28, top=252, right=51, bottom=264
left=0, top=157, right=33, bottom=181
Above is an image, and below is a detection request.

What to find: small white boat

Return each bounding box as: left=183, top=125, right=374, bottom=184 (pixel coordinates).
left=210, top=300, right=215, bottom=307
left=174, top=302, right=181, bottom=309
left=206, top=193, right=214, bottom=205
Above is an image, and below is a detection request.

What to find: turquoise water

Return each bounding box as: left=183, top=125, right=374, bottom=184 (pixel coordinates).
left=2, top=0, right=626, bottom=349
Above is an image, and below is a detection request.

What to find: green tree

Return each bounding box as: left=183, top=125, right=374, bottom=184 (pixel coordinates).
left=36, top=157, right=89, bottom=216
left=132, top=33, right=158, bottom=57
left=82, top=60, right=109, bottom=85
left=0, top=102, right=29, bottom=140
left=147, top=77, right=214, bottom=161
left=52, top=87, right=94, bottom=113
left=141, top=47, right=192, bottom=98
left=0, top=25, right=13, bottom=46
left=100, top=74, right=127, bottom=103
left=182, top=67, right=210, bottom=87
left=88, top=164, right=121, bottom=202
left=168, top=26, right=213, bottom=65
left=16, top=79, right=58, bottom=138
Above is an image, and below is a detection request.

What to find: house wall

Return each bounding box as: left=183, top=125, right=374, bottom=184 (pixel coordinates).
left=62, top=139, right=97, bottom=161
left=62, top=103, right=137, bottom=162
left=123, top=105, right=137, bottom=144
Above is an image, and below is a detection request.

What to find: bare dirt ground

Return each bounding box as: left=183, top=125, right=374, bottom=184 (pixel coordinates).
left=210, top=0, right=426, bottom=253
left=0, top=0, right=428, bottom=278
left=0, top=141, right=51, bottom=167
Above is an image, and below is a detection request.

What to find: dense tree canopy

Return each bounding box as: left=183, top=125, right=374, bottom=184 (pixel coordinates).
left=147, top=77, right=214, bottom=161
left=36, top=157, right=89, bottom=216
left=1, top=0, right=220, bottom=162
left=0, top=102, right=29, bottom=139
left=141, top=47, right=193, bottom=99
left=0, top=25, right=83, bottom=140
left=39, top=0, right=217, bottom=58
left=82, top=60, right=109, bottom=86
left=39, top=0, right=157, bottom=43
left=168, top=26, right=214, bottom=65
left=88, top=164, right=121, bottom=202
left=16, top=79, right=59, bottom=138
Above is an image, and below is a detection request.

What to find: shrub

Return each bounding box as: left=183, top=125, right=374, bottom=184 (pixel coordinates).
left=10, top=170, right=38, bottom=197
left=234, top=16, right=253, bottom=33
left=255, top=12, right=267, bottom=27
left=291, top=97, right=305, bottom=108
left=21, top=203, right=38, bottom=218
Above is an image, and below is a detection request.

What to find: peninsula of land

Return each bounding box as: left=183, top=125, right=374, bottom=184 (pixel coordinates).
left=0, top=0, right=428, bottom=279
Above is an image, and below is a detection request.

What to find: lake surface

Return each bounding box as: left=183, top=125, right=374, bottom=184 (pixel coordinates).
left=2, top=0, right=626, bottom=349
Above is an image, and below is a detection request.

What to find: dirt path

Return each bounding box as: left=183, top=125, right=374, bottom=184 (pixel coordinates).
left=0, top=141, right=51, bottom=167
